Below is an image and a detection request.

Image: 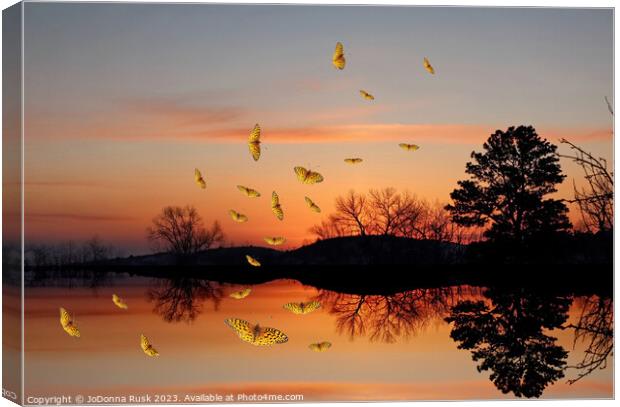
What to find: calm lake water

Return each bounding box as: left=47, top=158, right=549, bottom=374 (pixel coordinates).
left=16, top=273, right=613, bottom=402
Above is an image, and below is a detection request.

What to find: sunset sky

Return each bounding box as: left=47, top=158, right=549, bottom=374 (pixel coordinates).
left=22, top=3, right=613, bottom=253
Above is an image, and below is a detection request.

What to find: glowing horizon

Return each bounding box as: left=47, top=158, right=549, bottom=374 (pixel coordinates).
left=19, top=3, right=613, bottom=254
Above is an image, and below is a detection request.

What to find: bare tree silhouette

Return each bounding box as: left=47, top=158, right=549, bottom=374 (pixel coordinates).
left=559, top=139, right=613, bottom=233
left=565, top=295, right=613, bottom=384
left=147, top=205, right=224, bottom=256
left=332, top=190, right=372, bottom=236
left=147, top=277, right=224, bottom=323
left=311, top=188, right=473, bottom=243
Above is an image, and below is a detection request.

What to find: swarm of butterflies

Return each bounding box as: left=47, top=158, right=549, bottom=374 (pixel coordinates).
left=59, top=294, right=328, bottom=353
left=197, top=42, right=426, bottom=264
left=59, top=43, right=430, bottom=355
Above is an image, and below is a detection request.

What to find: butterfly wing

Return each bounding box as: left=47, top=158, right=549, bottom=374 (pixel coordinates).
left=271, top=191, right=284, bottom=220
left=424, top=57, right=435, bottom=74
left=194, top=169, right=206, bottom=189
left=112, top=294, right=128, bottom=309
left=140, top=334, right=159, bottom=357
left=230, top=288, right=251, bottom=299
left=237, top=185, right=249, bottom=196
left=264, top=237, right=286, bottom=245
left=248, top=124, right=261, bottom=161
left=294, top=167, right=308, bottom=182
left=304, top=197, right=321, bottom=213
left=283, top=302, right=304, bottom=315
left=295, top=167, right=323, bottom=184
left=254, top=327, right=289, bottom=346
left=360, top=90, right=375, bottom=100
left=59, top=308, right=80, bottom=337
left=301, top=301, right=322, bottom=314
left=309, top=341, right=332, bottom=352
left=332, top=42, right=346, bottom=70
left=246, top=255, right=261, bottom=267
left=225, top=318, right=255, bottom=344
left=59, top=308, right=71, bottom=327
left=345, top=158, right=362, bottom=164
left=230, top=210, right=248, bottom=223
left=305, top=171, right=324, bottom=184
left=237, top=185, right=261, bottom=198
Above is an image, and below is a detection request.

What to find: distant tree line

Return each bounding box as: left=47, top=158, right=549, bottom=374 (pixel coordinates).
left=25, top=236, right=120, bottom=268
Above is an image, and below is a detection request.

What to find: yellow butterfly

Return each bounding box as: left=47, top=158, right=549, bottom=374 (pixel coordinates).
left=229, top=209, right=249, bottom=223
left=271, top=191, right=284, bottom=220
left=344, top=158, right=363, bottom=164
left=59, top=307, right=80, bottom=338
left=248, top=123, right=261, bottom=161
left=304, top=196, right=321, bottom=213
left=140, top=334, right=159, bottom=357
left=194, top=168, right=206, bottom=189
left=246, top=255, right=261, bottom=267
left=283, top=301, right=321, bottom=315
left=237, top=185, right=261, bottom=198
left=423, top=57, right=435, bottom=75
left=264, top=236, right=286, bottom=245
left=399, top=143, right=420, bottom=152
left=230, top=288, right=252, bottom=299
left=359, top=90, right=375, bottom=101
left=294, top=167, right=324, bottom=184
left=112, top=294, right=128, bottom=310
left=309, top=341, right=332, bottom=352
left=332, top=42, right=346, bottom=70
left=224, top=318, right=288, bottom=346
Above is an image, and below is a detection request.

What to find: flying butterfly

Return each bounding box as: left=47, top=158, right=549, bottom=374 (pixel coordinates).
left=294, top=167, right=324, bottom=184
left=246, top=255, right=261, bottom=267
left=423, top=57, right=435, bottom=75
left=309, top=341, right=332, bottom=352
left=140, top=334, right=159, bottom=357
left=332, top=42, right=346, bottom=70
left=271, top=191, right=284, bottom=220
left=230, top=288, right=252, bottom=300
left=194, top=168, right=206, bottom=189
left=112, top=294, right=128, bottom=310
left=229, top=209, right=249, bottom=223
left=344, top=158, right=363, bottom=164
left=264, top=236, right=286, bottom=246
left=304, top=196, right=321, bottom=213
left=248, top=123, right=261, bottom=161
left=399, top=143, right=420, bottom=152
left=359, top=90, right=375, bottom=101
left=283, top=301, right=321, bottom=315
left=224, top=318, right=288, bottom=346
left=59, top=307, right=80, bottom=338
left=237, top=185, right=261, bottom=198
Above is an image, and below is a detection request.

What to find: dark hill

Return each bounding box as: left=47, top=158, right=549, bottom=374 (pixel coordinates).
left=106, top=235, right=465, bottom=267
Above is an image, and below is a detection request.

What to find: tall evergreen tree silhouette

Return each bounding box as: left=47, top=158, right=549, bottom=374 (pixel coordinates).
left=447, top=125, right=571, bottom=241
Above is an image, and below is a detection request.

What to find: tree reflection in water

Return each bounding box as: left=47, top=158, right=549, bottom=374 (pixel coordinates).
left=147, top=277, right=224, bottom=323
left=315, top=286, right=478, bottom=343
left=566, top=295, right=613, bottom=384
left=445, top=287, right=571, bottom=398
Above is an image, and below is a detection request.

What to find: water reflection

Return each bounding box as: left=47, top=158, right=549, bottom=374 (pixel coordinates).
left=315, top=286, right=479, bottom=343
left=445, top=287, right=571, bottom=398
left=566, top=295, right=614, bottom=384
left=147, top=277, right=224, bottom=323
left=25, top=268, right=118, bottom=290
left=21, top=269, right=613, bottom=399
